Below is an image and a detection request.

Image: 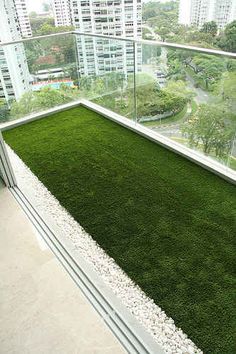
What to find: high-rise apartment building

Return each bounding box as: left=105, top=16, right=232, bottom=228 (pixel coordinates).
left=70, top=0, right=142, bottom=77
left=52, top=0, right=72, bottom=27
left=179, top=0, right=236, bottom=29
left=15, top=0, right=32, bottom=37
left=0, top=0, right=31, bottom=102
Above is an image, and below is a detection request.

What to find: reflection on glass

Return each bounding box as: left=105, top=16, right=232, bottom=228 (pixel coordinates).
left=0, top=33, right=79, bottom=121
left=0, top=33, right=235, bottom=172
left=77, top=35, right=135, bottom=120
left=137, top=44, right=236, bottom=170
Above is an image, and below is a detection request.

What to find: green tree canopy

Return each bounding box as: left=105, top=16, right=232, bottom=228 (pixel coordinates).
left=163, top=80, right=195, bottom=101
left=214, top=72, right=236, bottom=115
left=30, top=17, right=54, bottom=35
left=24, top=22, right=76, bottom=74
left=182, top=104, right=235, bottom=158
left=10, top=87, right=78, bottom=119
left=192, top=55, right=225, bottom=89
left=136, top=83, right=187, bottom=118
left=37, top=23, right=74, bottom=36
left=201, top=21, right=218, bottom=37
left=0, top=99, right=10, bottom=122
left=217, top=21, right=236, bottom=53
left=143, top=1, right=179, bottom=40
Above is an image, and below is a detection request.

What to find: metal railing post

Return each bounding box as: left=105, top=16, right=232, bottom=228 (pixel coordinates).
left=0, top=131, right=17, bottom=187
left=133, top=41, right=137, bottom=125
left=73, top=32, right=80, bottom=83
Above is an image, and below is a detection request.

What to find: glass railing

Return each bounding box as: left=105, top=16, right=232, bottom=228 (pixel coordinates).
left=0, top=32, right=235, bottom=173
left=75, top=34, right=135, bottom=120
left=136, top=43, right=236, bottom=171
left=0, top=32, right=78, bottom=118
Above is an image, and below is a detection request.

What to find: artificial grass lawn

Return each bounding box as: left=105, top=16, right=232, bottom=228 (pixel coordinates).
left=4, top=106, right=236, bottom=353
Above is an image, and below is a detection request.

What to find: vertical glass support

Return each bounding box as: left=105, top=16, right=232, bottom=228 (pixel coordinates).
left=227, top=132, right=236, bottom=169
left=0, top=131, right=17, bottom=187
left=133, top=41, right=137, bottom=125
left=73, top=33, right=80, bottom=83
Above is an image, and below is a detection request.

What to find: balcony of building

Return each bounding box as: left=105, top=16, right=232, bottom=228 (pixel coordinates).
left=0, top=32, right=235, bottom=354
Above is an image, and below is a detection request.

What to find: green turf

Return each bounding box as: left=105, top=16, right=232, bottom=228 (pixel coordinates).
left=3, top=106, right=236, bottom=353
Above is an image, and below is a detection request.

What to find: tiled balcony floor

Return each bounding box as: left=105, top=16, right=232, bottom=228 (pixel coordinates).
left=0, top=179, right=125, bottom=354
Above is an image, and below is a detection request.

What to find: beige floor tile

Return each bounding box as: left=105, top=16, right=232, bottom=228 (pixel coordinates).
left=0, top=183, right=126, bottom=354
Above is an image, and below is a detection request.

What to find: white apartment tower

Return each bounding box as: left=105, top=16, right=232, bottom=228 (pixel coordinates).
left=0, top=0, right=31, bottom=102
left=179, top=0, right=236, bottom=29
left=15, top=0, right=32, bottom=37
left=70, top=0, right=142, bottom=77
left=52, top=0, right=72, bottom=27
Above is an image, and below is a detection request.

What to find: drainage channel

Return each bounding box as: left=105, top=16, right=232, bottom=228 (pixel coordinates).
left=10, top=186, right=164, bottom=354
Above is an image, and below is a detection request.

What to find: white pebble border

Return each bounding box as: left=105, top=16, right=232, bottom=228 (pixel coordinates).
left=7, top=145, right=202, bottom=354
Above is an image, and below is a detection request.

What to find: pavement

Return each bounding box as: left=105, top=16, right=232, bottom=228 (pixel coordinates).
left=0, top=179, right=125, bottom=354
left=185, top=73, right=211, bottom=104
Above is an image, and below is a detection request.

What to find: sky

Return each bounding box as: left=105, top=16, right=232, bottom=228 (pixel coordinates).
left=26, top=0, right=47, bottom=13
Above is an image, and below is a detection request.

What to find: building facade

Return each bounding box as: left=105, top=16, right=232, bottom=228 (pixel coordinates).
left=179, top=0, right=236, bottom=29
left=52, top=0, right=72, bottom=27
left=0, top=0, right=31, bottom=102
left=70, top=0, right=142, bottom=77
left=15, top=0, right=32, bottom=37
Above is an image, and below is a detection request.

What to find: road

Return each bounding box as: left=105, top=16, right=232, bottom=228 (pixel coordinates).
left=147, top=104, right=192, bottom=138
left=152, top=124, right=182, bottom=138
left=143, top=25, right=212, bottom=103
left=185, top=73, right=211, bottom=104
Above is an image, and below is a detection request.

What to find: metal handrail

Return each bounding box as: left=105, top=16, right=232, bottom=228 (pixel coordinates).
left=73, top=31, right=236, bottom=58
left=0, top=30, right=236, bottom=58
left=0, top=31, right=74, bottom=46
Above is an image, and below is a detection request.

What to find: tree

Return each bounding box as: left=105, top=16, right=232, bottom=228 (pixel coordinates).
left=226, top=59, right=236, bottom=72
left=163, top=81, right=195, bottom=101
left=156, top=26, right=170, bottom=41
left=142, top=2, right=158, bottom=21
left=142, top=45, right=161, bottom=64
left=135, top=83, right=187, bottom=119
left=167, top=50, right=187, bottom=81
left=25, top=40, right=43, bottom=72
left=24, top=22, right=76, bottom=73
left=142, top=27, right=153, bottom=40
left=143, top=1, right=179, bottom=40
left=79, top=76, right=93, bottom=92
left=10, top=87, right=79, bottom=119
left=0, top=99, right=10, bottom=122
left=36, top=23, right=74, bottom=36
left=220, top=72, right=236, bottom=102
left=201, top=21, right=218, bottom=37
left=29, top=17, right=55, bottom=36
left=214, top=72, right=236, bottom=115
left=192, top=55, right=225, bottom=90
left=182, top=104, right=235, bottom=158
left=217, top=21, right=236, bottom=53
left=65, top=64, right=78, bottom=81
